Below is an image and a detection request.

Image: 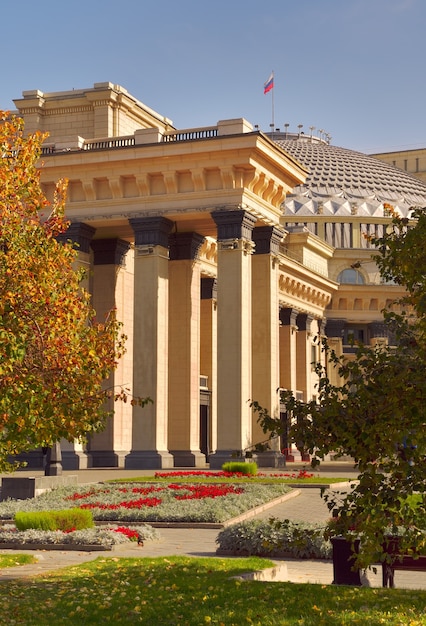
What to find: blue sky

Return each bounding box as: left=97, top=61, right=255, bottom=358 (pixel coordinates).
left=2, top=0, right=424, bottom=153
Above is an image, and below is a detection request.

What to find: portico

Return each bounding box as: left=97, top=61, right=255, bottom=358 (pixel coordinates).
left=13, top=83, right=337, bottom=468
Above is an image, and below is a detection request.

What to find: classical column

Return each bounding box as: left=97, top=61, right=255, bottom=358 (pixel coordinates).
left=325, top=319, right=345, bottom=387
left=296, top=313, right=315, bottom=401
left=125, top=217, right=174, bottom=468
left=168, top=232, right=206, bottom=467
left=57, top=222, right=95, bottom=470
left=88, top=238, right=132, bottom=467
left=56, top=222, right=95, bottom=291
left=279, top=307, right=299, bottom=459
left=209, top=209, right=256, bottom=468
left=251, top=226, right=284, bottom=465
left=317, top=318, right=327, bottom=370
left=279, top=308, right=298, bottom=392
left=295, top=313, right=315, bottom=461
left=200, top=278, right=217, bottom=460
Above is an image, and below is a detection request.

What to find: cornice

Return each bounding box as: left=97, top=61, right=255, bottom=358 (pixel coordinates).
left=43, top=106, right=93, bottom=116
left=39, top=133, right=305, bottom=214
left=278, top=256, right=337, bottom=316
left=279, top=272, right=332, bottom=312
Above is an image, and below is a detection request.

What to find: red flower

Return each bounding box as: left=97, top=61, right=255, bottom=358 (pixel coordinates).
left=168, top=483, right=244, bottom=500
left=113, top=526, right=140, bottom=541
left=155, top=470, right=245, bottom=479
left=80, top=497, right=162, bottom=510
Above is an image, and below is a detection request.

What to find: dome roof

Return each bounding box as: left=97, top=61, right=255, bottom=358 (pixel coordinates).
left=271, top=133, right=426, bottom=218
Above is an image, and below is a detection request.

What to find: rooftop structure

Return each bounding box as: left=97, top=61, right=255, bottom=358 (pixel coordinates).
left=272, top=132, right=426, bottom=218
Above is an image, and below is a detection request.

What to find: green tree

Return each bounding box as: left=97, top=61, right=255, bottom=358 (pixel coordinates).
left=0, top=112, right=148, bottom=471
left=252, top=205, right=426, bottom=568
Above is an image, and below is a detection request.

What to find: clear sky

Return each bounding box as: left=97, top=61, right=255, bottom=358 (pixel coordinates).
left=2, top=0, right=424, bottom=154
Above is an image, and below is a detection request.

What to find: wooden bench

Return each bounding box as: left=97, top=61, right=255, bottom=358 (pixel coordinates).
left=382, top=537, right=426, bottom=588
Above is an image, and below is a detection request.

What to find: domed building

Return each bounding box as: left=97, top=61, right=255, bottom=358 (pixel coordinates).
left=10, top=84, right=426, bottom=469
left=271, top=131, right=426, bottom=368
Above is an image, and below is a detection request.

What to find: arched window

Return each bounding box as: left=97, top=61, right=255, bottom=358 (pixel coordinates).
left=337, top=268, right=365, bottom=284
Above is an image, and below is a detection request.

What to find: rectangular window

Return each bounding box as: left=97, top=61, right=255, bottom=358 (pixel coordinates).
left=344, top=327, right=365, bottom=346
left=311, top=344, right=317, bottom=370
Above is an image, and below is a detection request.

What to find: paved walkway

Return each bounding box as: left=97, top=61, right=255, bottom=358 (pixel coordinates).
left=0, top=464, right=425, bottom=590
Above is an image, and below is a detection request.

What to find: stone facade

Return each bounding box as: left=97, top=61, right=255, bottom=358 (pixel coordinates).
left=372, top=147, right=426, bottom=184
left=11, top=83, right=424, bottom=469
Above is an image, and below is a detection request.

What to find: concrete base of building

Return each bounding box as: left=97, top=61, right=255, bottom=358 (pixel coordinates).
left=88, top=450, right=129, bottom=468
left=9, top=450, right=44, bottom=470
left=169, top=450, right=208, bottom=468
left=124, top=450, right=174, bottom=469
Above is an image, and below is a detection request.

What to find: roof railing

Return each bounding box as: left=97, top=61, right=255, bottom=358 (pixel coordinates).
left=39, top=119, right=252, bottom=155
left=163, top=127, right=218, bottom=142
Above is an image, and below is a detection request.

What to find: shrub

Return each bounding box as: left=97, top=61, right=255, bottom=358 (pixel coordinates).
left=221, top=462, right=258, bottom=476
left=216, top=517, right=331, bottom=559
left=15, top=508, right=94, bottom=532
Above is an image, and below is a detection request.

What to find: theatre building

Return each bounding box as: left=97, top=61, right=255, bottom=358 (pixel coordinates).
left=11, top=83, right=426, bottom=469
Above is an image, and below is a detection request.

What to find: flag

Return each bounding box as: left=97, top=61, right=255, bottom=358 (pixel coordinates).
left=264, top=72, right=274, bottom=94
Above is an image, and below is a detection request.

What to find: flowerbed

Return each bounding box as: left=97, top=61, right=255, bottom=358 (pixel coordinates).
left=0, top=523, right=160, bottom=548
left=216, top=518, right=331, bottom=559
left=0, top=481, right=292, bottom=524
left=67, top=483, right=244, bottom=511
left=153, top=470, right=315, bottom=480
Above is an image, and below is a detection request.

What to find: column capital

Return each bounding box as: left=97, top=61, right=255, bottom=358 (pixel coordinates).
left=169, top=232, right=205, bottom=261
left=318, top=317, right=327, bottom=336
left=56, top=222, right=95, bottom=253
left=211, top=209, right=256, bottom=241
left=252, top=225, right=283, bottom=255
left=201, top=277, right=217, bottom=300
left=129, top=216, right=174, bottom=247
left=279, top=307, right=298, bottom=327
left=91, top=238, right=130, bottom=266
left=296, top=313, right=315, bottom=333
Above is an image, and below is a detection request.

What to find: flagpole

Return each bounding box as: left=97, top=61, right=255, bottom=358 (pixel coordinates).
left=264, top=71, right=275, bottom=137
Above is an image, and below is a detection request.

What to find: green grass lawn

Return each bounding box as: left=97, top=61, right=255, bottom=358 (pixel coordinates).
left=0, top=555, right=425, bottom=625
left=108, top=475, right=349, bottom=485
left=0, top=554, right=36, bottom=568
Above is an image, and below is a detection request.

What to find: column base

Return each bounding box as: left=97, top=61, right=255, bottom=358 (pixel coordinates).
left=254, top=451, right=286, bottom=468
left=208, top=450, right=243, bottom=469
left=88, top=450, right=129, bottom=468
left=61, top=451, right=90, bottom=470
left=124, top=450, right=174, bottom=470
left=169, top=450, right=207, bottom=468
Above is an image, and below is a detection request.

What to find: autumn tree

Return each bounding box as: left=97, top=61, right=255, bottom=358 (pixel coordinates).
left=0, top=112, right=145, bottom=471
left=252, top=206, right=426, bottom=568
